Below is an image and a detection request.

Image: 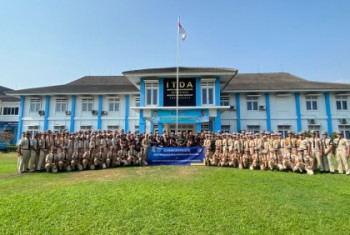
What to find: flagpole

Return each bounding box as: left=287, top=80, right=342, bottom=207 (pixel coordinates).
left=176, top=17, right=180, bottom=134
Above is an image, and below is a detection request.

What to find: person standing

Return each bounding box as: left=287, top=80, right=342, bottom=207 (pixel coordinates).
left=18, top=132, right=31, bottom=173
left=309, top=130, right=323, bottom=172
left=321, top=132, right=335, bottom=173
left=333, top=131, right=350, bottom=175
left=30, top=133, right=40, bottom=172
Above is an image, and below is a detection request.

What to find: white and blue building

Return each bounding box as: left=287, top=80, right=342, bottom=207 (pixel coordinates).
left=6, top=67, right=350, bottom=142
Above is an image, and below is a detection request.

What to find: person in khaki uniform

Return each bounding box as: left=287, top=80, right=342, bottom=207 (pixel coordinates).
left=321, top=131, right=335, bottom=173
left=30, top=133, right=40, bottom=172
left=18, top=132, right=32, bottom=173
left=268, top=148, right=279, bottom=171
left=309, top=130, right=323, bottom=172
left=250, top=148, right=260, bottom=170
left=281, top=146, right=294, bottom=171
left=82, top=148, right=94, bottom=170
left=204, top=147, right=212, bottom=166
left=210, top=147, right=221, bottom=166
left=138, top=147, right=148, bottom=166
left=71, top=147, right=83, bottom=171
left=58, top=147, right=71, bottom=172
left=240, top=149, right=251, bottom=169
left=38, top=133, right=49, bottom=171
left=219, top=147, right=229, bottom=167
left=293, top=148, right=306, bottom=173
left=45, top=147, right=58, bottom=173
left=333, top=131, right=350, bottom=175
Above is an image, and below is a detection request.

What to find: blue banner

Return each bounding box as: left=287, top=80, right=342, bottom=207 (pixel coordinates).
left=147, top=147, right=205, bottom=165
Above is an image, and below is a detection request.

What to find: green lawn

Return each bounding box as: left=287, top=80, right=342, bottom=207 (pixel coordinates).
left=0, top=152, right=349, bottom=234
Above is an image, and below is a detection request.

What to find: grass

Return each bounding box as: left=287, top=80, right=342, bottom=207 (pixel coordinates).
left=0, top=152, right=349, bottom=234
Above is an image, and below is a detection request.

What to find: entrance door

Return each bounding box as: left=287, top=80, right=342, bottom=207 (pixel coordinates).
left=169, top=124, right=195, bottom=134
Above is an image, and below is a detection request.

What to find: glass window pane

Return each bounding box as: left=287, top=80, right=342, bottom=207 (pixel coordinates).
left=82, top=103, right=87, bottom=111
left=109, top=103, right=114, bottom=111
left=153, top=89, right=158, bottom=105
left=306, top=101, right=311, bottom=110
left=62, top=103, right=66, bottom=111
left=147, top=89, right=151, bottom=105
left=115, top=103, right=119, bottom=111
left=208, top=88, right=213, bottom=104
left=88, top=103, right=93, bottom=111
left=202, top=88, right=207, bottom=105
left=343, top=101, right=347, bottom=110
left=336, top=101, right=341, bottom=110
left=56, top=103, right=60, bottom=112
left=253, top=102, right=258, bottom=110
left=247, top=102, right=252, bottom=110
left=313, top=101, right=317, bottom=110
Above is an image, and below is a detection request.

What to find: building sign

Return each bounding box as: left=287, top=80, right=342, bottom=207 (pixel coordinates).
left=163, top=78, right=196, bottom=106
left=147, top=146, right=205, bottom=165
left=151, top=109, right=209, bottom=124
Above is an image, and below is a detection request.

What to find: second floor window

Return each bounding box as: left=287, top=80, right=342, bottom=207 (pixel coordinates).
left=336, top=96, right=348, bottom=110
left=246, top=97, right=258, bottom=111
left=30, top=99, right=41, bottom=112
left=55, top=98, right=67, bottom=112
left=135, top=95, right=140, bottom=107
left=82, top=98, right=93, bottom=112
left=220, top=96, right=230, bottom=106
left=202, top=81, right=215, bottom=105
left=145, top=82, right=158, bottom=106
left=2, top=107, right=19, bottom=115
left=108, top=97, right=120, bottom=112
left=306, top=96, right=318, bottom=110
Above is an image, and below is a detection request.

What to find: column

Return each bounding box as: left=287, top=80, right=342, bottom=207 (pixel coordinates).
left=70, top=95, right=76, bottom=133
left=265, top=93, right=271, bottom=131
left=16, top=96, right=25, bottom=143
left=139, top=78, right=146, bottom=134
left=125, top=94, right=129, bottom=132
left=196, top=77, right=201, bottom=132
left=159, top=78, right=164, bottom=106
left=43, top=95, right=50, bottom=131
left=214, top=77, right=221, bottom=133
left=294, top=92, right=302, bottom=132
left=97, top=95, right=103, bottom=130
left=324, top=92, right=333, bottom=136
left=235, top=93, right=241, bottom=132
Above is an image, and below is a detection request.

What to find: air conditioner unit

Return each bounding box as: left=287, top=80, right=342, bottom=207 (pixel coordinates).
left=92, top=110, right=98, bottom=115
left=259, top=105, right=266, bottom=111
left=38, top=110, right=45, bottom=116
left=229, top=106, right=236, bottom=111
left=308, top=119, right=316, bottom=124
left=102, top=111, right=108, bottom=116
left=65, top=110, right=71, bottom=115
left=339, top=118, right=347, bottom=124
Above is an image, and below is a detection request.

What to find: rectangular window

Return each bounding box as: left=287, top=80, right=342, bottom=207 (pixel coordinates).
left=306, top=96, right=318, bottom=110
left=55, top=98, right=67, bottom=112
left=2, top=107, right=19, bottom=115
left=82, top=98, right=93, bottom=112
left=107, top=125, right=119, bottom=130
left=221, top=125, right=231, bottom=133
left=336, top=96, right=348, bottom=110
left=201, top=81, right=215, bottom=105
left=220, top=96, right=230, bottom=106
left=277, top=125, right=291, bottom=138
left=135, top=95, right=140, bottom=107
left=30, top=99, right=42, bottom=112
left=80, top=125, right=92, bottom=131
left=247, top=125, right=260, bottom=133
left=246, top=97, right=258, bottom=111
left=108, top=97, right=120, bottom=112
left=338, top=125, right=350, bottom=139
left=145, top=82, right=158, bottom=106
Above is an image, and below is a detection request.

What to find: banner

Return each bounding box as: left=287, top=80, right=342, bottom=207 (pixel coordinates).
left=151, top=110, right=209, bottom=124
left=147, top=146, right=205, bottom=165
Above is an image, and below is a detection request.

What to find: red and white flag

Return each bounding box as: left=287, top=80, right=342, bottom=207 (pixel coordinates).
left=178, top=18, right=186, bottom=40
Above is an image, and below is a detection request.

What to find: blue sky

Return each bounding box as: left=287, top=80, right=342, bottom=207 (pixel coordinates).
left=0, top=0, right=349, bottom=89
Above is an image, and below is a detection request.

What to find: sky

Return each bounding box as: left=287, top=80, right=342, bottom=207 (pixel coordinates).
left=0, top=0, right=349, bottom=90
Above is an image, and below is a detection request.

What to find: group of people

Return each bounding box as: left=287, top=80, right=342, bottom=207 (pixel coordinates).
left=16, top=129, right=349, bottom=176
left=204, top=130, right=349, bottom=175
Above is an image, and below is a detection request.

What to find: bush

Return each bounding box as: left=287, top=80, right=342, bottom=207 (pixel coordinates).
left=6, top=145, right=17, bottom=152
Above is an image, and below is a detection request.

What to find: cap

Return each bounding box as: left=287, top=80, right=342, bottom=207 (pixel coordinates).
left=322, top=131, right=328, bottom=135
left=337, top=131, right=342, bottom=135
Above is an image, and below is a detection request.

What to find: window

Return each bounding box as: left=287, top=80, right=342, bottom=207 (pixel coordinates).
left=338, top=125, right=350, bottom=139
left=107, top=125, right=119, bottom=130
left=247, top=125, right=260, bottom=133
left=53, top=125, right=66, bottom=132
left=246, top=97, right=258, bottom=111
left=336, top=96, right=348, bottom=110
left=277, top=125, right=291, bottom=138
left=30, top=99, right=42, bottom=112
left=80, top=125, right=92, bottom=131
left=220, top=96, right=230, bottom=106
left=145, top=82, right=158, bottom=106
left=221, top=125, right=231, bottom=133
left=134, top=125, right=139, bottom=133
left=201, top=124, right=209, bottom=132
left=108, top=97, right=120, bottom=112
left=201, top=80, right=215, bottom=105
left=55, top=98, right=67, bottom=112
left=82, top=98, right=93, bottom=112
left=135, top=95, right=140, bottom=107
left=27, top=125, right=39, bottom=138
left=2, top=107, right=19, bottom=115
left=306, top=96, right=318, bottom=110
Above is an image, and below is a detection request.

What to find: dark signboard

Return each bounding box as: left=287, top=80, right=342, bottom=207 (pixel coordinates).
left=163, top=78, right=196, bottom=106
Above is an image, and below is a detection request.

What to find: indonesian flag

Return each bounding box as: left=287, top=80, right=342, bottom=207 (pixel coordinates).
left=178, top=18, right=186, bottom=40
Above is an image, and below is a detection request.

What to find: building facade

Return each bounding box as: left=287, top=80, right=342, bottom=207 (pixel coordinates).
left=6, top=67, right=350, bottom=143
left=0, top=86, right=20, bottom=144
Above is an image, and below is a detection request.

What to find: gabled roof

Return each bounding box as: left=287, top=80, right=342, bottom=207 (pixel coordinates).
left=6, top=76, right=139, bottom=95
left=123, top=67, right=237, bottom=75
left=0, top=86, right=19, bottom=102
left=223, top=72, right=350, bottom=92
